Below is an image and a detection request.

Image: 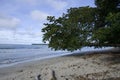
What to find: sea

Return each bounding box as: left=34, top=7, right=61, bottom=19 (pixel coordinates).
left=0, top=44, right=112, bottom=68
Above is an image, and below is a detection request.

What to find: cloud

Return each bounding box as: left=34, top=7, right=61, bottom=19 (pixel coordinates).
left=46, top=0, right=68, bottom=10
left=14, top=31, right=43, bottom=44
left=30, top=10, right=50, bottom=21
left=0, top=15, right=21, bottom=30
left=0, top=30, right=14, bottom=38
left=0, top=29, right=43, bottom=44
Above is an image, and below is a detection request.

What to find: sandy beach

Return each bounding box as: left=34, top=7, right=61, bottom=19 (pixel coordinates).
left=0, top=48, right=120, bottom=80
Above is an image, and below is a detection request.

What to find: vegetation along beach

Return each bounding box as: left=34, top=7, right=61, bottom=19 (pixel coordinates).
left=0, top=0, right=120, bottom=80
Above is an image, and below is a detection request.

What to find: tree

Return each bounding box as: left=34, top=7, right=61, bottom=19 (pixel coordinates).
left=42, top=0, right=120, bottom=51
left=42, top=7, right=96, bottom=51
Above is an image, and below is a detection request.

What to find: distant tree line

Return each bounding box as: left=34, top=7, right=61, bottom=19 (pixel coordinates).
left=42, top=0, right=120, bottom=51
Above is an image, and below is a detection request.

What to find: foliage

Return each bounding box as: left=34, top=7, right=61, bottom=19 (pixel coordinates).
left=42, top=0, right=120, bottom=51
left=93, top=13, right=120, bottom=44
left=94, top=0, right=120, bottom=28
left=42, top=7, right=95, bottom=51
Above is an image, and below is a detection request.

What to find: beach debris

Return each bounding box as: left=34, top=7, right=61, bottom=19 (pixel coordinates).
left=17, top=69, right=23, bottom=72
left=36, top=74, right=41, bottom=80
left=51, top=70, right=57, bottom=80
left=38, top=68, right=57, bottom=80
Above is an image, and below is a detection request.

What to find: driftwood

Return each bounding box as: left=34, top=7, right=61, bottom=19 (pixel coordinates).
left=51, top=70, right=57, bottom=80
left=36, top=74, right=41, bottom=80
left=36, top=70, right=57, bottom=80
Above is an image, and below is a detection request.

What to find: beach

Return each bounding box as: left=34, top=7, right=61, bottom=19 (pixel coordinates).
left=0, top=48, right=120, bottom=80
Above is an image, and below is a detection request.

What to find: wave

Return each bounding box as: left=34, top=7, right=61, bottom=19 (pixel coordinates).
left=0, top=44, right=46, bottom=49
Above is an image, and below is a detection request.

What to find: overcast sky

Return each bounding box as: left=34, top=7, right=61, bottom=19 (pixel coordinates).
left=0, top=0, right=95, bottom=44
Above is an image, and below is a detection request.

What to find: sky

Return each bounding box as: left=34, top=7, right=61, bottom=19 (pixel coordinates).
left=0, top=0, right=95, bottom=44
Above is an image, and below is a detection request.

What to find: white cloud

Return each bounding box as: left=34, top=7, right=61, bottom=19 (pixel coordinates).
left=14, top=31, right=43, bottom=44
left=0, top=16, right=21, bottom=29
left=0, top=30, right=43, bottom=44
left=30, top=10, right=50, bottom=21
left=0, top=30, right=14, bottom=38
left=46, top=0, right=68, bottom=10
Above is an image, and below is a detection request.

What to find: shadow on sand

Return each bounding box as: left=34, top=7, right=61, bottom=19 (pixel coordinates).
left=66, top=47, right=120, bottom=64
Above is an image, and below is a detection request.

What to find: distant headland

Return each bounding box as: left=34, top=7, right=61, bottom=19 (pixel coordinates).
left=32, top=44, right=48, bottom=45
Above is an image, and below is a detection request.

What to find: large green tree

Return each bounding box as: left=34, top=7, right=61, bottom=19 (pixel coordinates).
left=42, top=0, right=120, bottom=51
left=42, top=7, right=96, bottom=51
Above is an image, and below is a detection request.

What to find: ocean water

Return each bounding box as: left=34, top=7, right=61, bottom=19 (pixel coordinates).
left=0, top=44, right=69, bottom=67
left=0, top=44, right=111, bottom=67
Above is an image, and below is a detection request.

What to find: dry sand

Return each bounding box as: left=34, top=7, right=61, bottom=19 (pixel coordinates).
left=0, top=48, right=120, bottom=80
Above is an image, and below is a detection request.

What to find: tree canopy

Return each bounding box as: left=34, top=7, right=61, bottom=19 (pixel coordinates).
left=42, top=0, right=120, bottom=51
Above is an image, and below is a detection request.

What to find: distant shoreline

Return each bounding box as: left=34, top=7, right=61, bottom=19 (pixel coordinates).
left=32, top=44, right=48, bottom=45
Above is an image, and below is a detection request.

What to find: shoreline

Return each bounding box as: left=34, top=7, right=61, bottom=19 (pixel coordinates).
left=0, top=47, right=115, bottom=68
left=0, top=51, right=73, bottom=68
left=0, top=48, right=120, bottom=80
